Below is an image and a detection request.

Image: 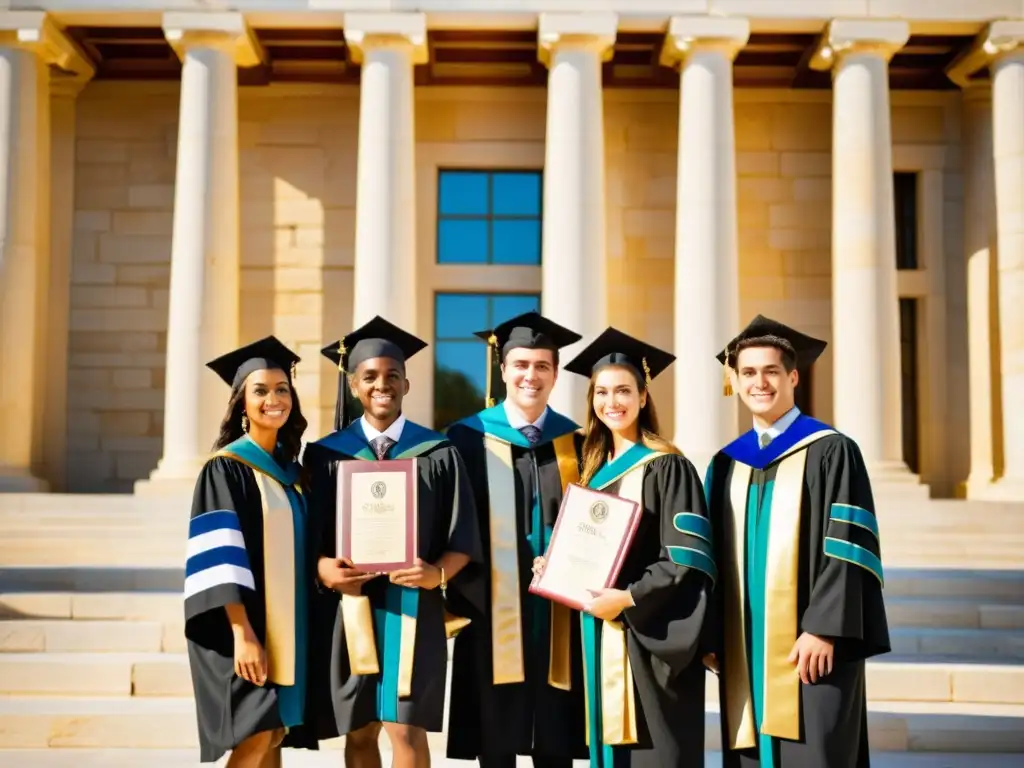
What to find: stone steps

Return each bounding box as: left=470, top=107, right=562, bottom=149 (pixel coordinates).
left=5, top=651, right=1024, bottom=705
left=2, top=751, right=1023, bottom=768
left=6, top=590, right=1022, bottom=629
left=889, top=627, right=1024, bottom=659
left=4, top=564, right=1022, bottom=597
left=1, top=696, right=1022, bottom=752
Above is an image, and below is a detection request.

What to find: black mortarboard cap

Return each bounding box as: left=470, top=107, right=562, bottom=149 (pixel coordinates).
left=206, top=336, right=300, bottom=390
left=472, top=311, right=581, bottom=407
left=716, top=314, right=828, bottom=369
left=563, top=327, right=676, bottom=387
left=321, top=316, right=428, bottom=430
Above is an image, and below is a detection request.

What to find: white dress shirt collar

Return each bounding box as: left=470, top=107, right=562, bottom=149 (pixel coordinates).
left=503, top=399, right=548, bottom=431
left=753, top=406, right=801, bottom=446
left=361, top=413, right=406, bottom=444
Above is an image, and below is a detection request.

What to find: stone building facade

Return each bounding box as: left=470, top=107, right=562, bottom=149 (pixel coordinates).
left=0, top=1, right=1022, bottom=501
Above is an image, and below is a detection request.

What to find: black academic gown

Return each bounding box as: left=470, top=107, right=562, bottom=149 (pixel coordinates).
left=581, top=445, right=714, bottom=768
left=184, top=436, right=318, bottom=763
left=304, top=418, right=484, bottom=737
left=445, top=404, right=589, bottom=763
left=705, top=414, right=891, bottom=768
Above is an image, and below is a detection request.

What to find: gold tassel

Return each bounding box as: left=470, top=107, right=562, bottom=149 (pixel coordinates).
left=641, top=357, right=651, bottom=387
left=485, top=333, right=498, bottom=408
left=337, top=341, right=347, bottom=372
left=291, top=361, right=297, bottom=381
left=723, top=344, right=734, bottom=396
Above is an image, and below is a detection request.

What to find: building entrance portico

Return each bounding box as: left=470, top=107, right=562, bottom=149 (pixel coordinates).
left=0, top=7, right=1018, bottom=501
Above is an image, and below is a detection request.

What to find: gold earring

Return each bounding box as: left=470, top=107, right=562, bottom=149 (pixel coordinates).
left=241, top=414, right=249, bottom=432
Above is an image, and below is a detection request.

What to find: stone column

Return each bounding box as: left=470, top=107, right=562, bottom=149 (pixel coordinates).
left=811, top=20, right=916, bottom=485
left=345, top=13, right=425, bottom=332
left=538, top=12, right=617, bottom=424
left=961, top=86, right=1000, bottom=496
left=0, top=13, right=92, bottom=491
left=138, top=13, right=261, bottom=493
left=660, top=16, right=748, bottom=475
left=44, top=72, right=94, bottom=491
left=989, top=35, right=1024, bottom=498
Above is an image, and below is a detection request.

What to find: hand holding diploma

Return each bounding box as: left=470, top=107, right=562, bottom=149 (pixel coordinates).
left=533, top=555, right=634, bottom=621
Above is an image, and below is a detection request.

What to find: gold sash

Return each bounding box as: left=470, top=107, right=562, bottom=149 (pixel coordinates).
left=761, top=451, right=807, bottom=740
left=723, top=462, right=756, bottom=749
left=588, top=460, right=648, bottom=745
left=253, top=472, right=297, bottom=686
left=484, top=436, right=526, bottom=684
left=548, top=433, right=579, bottom=690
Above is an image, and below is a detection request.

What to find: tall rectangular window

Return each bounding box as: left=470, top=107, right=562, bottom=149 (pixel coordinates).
left=894, top=172, right=918, bottom=270
left=436, top=170, right=543, bottom=265
left=899, top=297, right=920, bottom=474
left=434, top=292, right=541, bottom=428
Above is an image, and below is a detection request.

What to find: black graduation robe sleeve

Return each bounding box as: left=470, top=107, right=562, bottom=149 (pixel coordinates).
left=431, top=444, right=486, bottom=620
left=800, top=436, right=891, bottom=663
left=621, top=454, right=714, bottom=679
left=185, top=457, right=258, bottom=625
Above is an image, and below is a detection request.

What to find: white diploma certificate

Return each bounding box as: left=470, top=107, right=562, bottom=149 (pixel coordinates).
left=336, top=459, right=418, bottom=571
left=529, top=484, right=641, bottom=611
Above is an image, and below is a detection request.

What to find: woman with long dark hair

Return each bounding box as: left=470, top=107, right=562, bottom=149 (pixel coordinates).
left=184, top=336, right=318, bottom=766
left=536, top=327, right=715, bottom=768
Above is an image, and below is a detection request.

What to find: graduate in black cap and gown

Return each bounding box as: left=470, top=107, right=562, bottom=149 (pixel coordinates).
left=184, top=337, right=318, bottom=765
left=445, top=311, right=589, bottom=768
left=536, top=327, right=716, bottom=768
left=704, top=315, right=890, bottom=768
left=302, top=316, right=484, bottom=768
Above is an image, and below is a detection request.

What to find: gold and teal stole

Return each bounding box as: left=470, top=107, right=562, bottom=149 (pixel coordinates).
left=453, top=403, right=581, bottom=689
left=714, top=415, right=836, bottom=751
left=581, top=443, right=667, bottom=766
left=312, top=419, right=446, bottom=722
left=214, top=435, right=307, bottom=704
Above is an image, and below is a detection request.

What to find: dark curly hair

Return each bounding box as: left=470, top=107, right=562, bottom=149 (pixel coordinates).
left=212, top=372, right=308, bottom=463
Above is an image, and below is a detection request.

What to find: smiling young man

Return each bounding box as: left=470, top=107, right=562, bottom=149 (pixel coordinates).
left=704, top=315, right=890, bottom=768
left=445, top=311, right=589, bottom=768
left=302, top=315, right=483, bottom=768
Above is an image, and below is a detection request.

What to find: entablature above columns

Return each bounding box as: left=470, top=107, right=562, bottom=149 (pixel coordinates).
left=162, top=11, right=265, bottom=68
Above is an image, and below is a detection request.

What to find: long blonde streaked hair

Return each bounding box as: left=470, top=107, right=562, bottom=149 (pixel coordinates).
left=580, top=366, right=680, bottom=486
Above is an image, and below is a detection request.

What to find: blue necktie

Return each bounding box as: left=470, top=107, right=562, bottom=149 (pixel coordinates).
left=519, top=425, right=542, bottom=445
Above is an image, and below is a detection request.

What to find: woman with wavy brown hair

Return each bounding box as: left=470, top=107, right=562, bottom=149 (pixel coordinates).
left=184, top=336, right=318, bottom=766
left=535, top=327, right=715, bottom=768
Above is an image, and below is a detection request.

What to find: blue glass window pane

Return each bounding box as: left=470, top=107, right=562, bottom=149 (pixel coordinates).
left=492, top=220, right=541, bottom=265
left=438, top=219, right=488, bottom=264
left=491, top=294, right=541, bottom=326
left=493, top=173, right=541, bottom=216
left=435, top=342, right=488, bottom=394
left=436, top=294, right=488, bottom=340
left=439, top=172, right=489, bottom=216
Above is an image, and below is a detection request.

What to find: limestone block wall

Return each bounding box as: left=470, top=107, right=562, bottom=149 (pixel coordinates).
left=67, top=82, right=178, bottom=493
left=236, top=85, right=360, bottom=440
left=604, top=91, right=678, bottom=430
